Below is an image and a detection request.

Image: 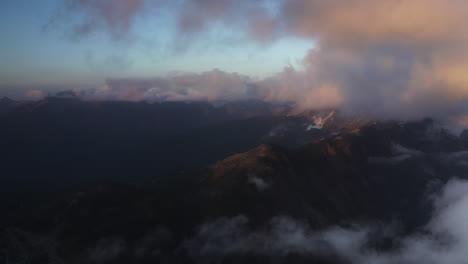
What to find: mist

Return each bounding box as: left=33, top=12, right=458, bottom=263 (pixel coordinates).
left=182, top=178, right=468, bottom=264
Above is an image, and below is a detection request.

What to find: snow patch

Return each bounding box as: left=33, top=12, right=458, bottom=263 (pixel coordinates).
left=306, top=124, right=322, bottom=131
left=311, top=111, right=336, bottom=129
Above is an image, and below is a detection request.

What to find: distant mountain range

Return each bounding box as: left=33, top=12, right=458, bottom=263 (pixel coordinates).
left=0, top=97, right=365, bottom=188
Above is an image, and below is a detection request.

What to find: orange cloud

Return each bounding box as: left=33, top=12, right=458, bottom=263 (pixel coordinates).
left=58, top=0, right=468, bottom=120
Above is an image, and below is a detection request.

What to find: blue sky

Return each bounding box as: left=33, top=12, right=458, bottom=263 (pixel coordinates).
left=0, top=0, right=312, bottom=97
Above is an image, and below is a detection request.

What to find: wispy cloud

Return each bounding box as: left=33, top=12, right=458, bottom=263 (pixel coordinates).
left=183, top=178, right=468, bottom=264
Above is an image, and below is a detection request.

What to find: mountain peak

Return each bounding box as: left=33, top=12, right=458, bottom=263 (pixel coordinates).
left=0, top=96, right=14, bottom=104
left=209, top=144, right=290, bottom=180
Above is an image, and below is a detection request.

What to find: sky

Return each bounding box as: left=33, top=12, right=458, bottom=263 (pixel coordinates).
left=2, top=0, right=468, bottom=123
left=0, top=0, right=312, bottom=98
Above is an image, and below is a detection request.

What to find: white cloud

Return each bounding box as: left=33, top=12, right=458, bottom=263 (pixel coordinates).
left=184, top=179, right=468, bottom=264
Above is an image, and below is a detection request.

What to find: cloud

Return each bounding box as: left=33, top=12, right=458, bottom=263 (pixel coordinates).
left=25, top=90, right=46, bottom=101
left=51, top=0, right=468, bottom=121
left=182, top=178, right=468, bottom=264
left=78, top=69, right=254, bottom=102
left=248, top=173, right=270, bottom=191
left=56, top=0, right=280, bottom=40
left=271, top=0, right=468, bottom=118
left=368, top=178, right=468, bottom=264
left=67, top=67, right=343, bottom=109
left=60, top=0, right=149, bottom=40
left=183, top=215, right=334, bottom=259
left=369, top=144, right=425, bottom=165
left=182, top=214, right=387, bottom=263
left=88, top=237, right=126, bottom=264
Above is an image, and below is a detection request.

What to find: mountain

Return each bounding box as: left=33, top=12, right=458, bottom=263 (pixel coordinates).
left=0, top=96, right=17, bottom=113
left=2, top=118, right=467, bottom=264
left=0, top=96, right=14, bottom=104
left=461, top=129, right=468, bottom=140
left=0, top=98, right=356, bottom=191
left=197, top=119, right=467, bottom=226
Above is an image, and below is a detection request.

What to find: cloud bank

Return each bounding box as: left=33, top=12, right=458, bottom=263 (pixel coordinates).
left=183, top=178, right=468, bottom=264
left=53, top=0, right=468, bottom=120
left=25, top=90, right=46, bottom=101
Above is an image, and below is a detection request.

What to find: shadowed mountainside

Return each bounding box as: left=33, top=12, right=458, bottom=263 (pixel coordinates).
left=2, top=118, right=467, bottom=263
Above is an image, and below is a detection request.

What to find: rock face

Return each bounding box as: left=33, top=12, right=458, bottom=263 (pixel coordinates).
left=2, top=119, right=467, bottom=263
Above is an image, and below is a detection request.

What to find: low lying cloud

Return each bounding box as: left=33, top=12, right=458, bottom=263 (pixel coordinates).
left=369, top=144, right=425, bottom=165
left=183, top=178, right=468, bottom=264
left=11, top=178, right=468, bottom=263
left=71, top=67, right=344, bottom=111
left=78, top=69, right=254, bottom=102
left=88, top=237, right=126, bottom=264
left=183, top=214, right=380, bottom=262
left=25, top=90, right=46, bottom=101
left=247, top=174, right=271, bottom=192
